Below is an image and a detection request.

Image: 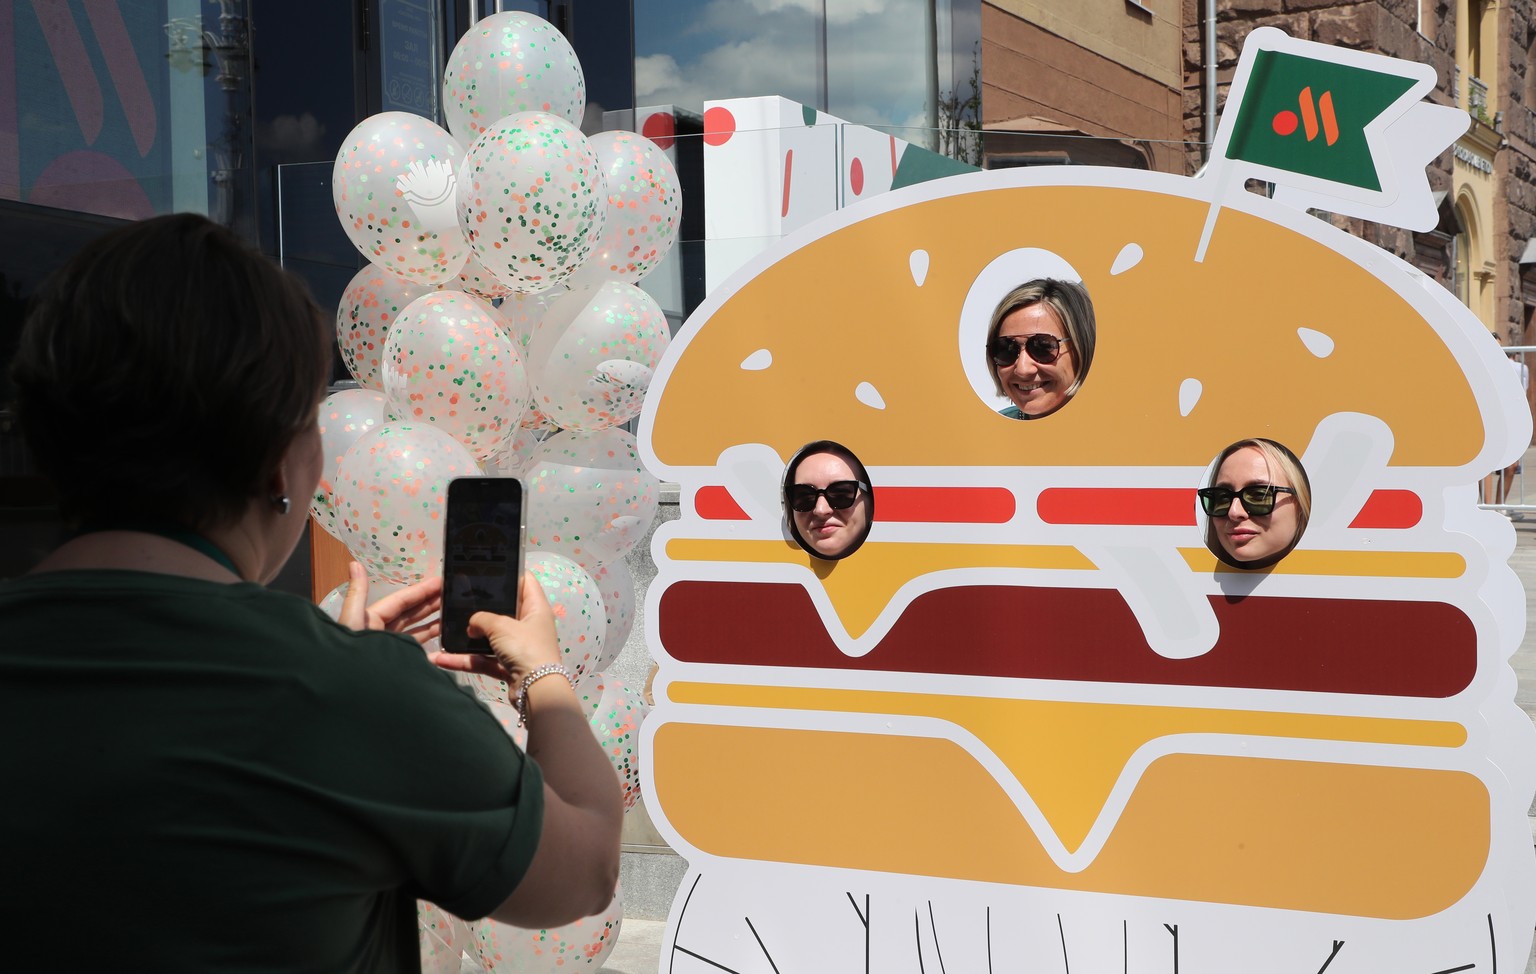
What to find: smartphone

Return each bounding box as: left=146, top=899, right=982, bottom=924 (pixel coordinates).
left=442, top=477, right=525, bottom=654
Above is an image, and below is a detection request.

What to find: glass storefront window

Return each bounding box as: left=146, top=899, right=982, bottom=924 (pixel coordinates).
left=634, top=0, right=979, bottom=158
left=5, top=0, right=255, bottom=227
left=826, top=0, right=933, bottom=146
left=635, top=0, right=830, bottom=119
left=379, top=0, right=443, bottom=119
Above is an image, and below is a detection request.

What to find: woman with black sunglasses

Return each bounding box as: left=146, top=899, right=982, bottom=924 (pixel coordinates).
left=782, top=440, right=874, bottom=560
left=1199, top=438, right=1312, bottom=569
left=985, top=278, right=1097, bottom=420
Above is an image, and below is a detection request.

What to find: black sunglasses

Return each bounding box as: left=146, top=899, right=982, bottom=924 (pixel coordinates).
left=1197, top=484, right=1296, bottom=517
left=788, top=480, right=867, bottom=513
left=989, top=334, right=1071, bottom=367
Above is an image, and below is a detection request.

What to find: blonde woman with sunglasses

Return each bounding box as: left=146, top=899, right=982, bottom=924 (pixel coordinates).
left=1198, top=438, right=1312, bottom=569
left=985, top=278, right=1097, bottom=420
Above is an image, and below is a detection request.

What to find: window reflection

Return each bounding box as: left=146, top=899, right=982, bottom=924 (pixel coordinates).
left=634, top=0, right=980, bottom=142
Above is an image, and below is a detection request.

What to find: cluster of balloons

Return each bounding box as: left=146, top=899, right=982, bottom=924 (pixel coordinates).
left=316, top=11, right=677, bottom=972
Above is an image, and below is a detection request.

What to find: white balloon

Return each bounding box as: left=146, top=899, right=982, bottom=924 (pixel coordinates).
left=313, top=389, right=393, bottom=536
left=578, top=675, right=648, bottom=812
left=564, top=130, right=683, bottom=288
left=333, top=112, right=470, bottom=286
left=332, top=424, right=482, bottom=584
left=418, top=901, right=474, bottom=974
left=588, top=560, right=636, bottom=674
left=335, top=265, right=439, bottom=390
left=484, top=426, right=544, bottom=478
left=523, top=428, right=659, bottom=570
left=495, top=290, right=560, bottom=355
left=526, top=551, right=606, bottom=683
left=471, top=885, right=622, bottom=973
left=382, top=291, right=529, bottom=460
left=442, top=12, right=587, bottom=142
left=457, top=112, right=606, bottom=294
left=526, top=281, right=670, bottom=431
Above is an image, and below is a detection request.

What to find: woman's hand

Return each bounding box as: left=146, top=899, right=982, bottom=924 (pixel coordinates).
left=428, top=572, right=562, bottom=686
left=336, top=562, right=443, bottom=645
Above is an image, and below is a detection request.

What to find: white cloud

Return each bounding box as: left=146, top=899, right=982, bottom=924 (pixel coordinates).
left=635, top=54, right=684, bottom=100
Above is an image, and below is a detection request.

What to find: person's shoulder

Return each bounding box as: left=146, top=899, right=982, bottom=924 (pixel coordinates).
left=222, top=584, right=437, bottom=666
left=0, top=569, right=247, bottom=611
left=44, top=572, right=429, bottom=666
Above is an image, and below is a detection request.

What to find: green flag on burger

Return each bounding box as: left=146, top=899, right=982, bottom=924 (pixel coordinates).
left=1224, top=50, right=1417, bottom=192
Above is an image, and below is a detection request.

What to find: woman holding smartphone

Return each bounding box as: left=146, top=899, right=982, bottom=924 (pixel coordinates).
left=0, top=214, right=621, bottom=971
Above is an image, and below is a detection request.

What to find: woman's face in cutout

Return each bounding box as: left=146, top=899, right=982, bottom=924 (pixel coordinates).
left=1211, top=446, right=1300, bottom=564
left=789, top=452, right=871, bottom=559
left=995, top=302, right=1079, bottom=418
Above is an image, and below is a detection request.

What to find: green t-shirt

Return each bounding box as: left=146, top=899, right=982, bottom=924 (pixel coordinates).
left=0, top=570, right=544, bottom=972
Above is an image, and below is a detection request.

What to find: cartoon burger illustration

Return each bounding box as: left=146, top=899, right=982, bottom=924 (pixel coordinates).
left=636, top=163, right=1536, bottom=971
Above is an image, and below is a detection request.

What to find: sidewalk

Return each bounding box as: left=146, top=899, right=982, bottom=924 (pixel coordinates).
left=598, top=917, right=665, bottom=973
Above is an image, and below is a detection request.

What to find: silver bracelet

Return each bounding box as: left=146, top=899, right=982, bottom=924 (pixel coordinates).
left=514, top=663, right=573, bottom=726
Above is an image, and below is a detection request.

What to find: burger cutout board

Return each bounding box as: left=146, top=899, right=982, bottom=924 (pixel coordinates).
left=637, top=28, right=1536, bottom=973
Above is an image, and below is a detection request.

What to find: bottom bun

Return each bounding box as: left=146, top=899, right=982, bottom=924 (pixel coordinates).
left=652, top=722, right=1488, bottom=920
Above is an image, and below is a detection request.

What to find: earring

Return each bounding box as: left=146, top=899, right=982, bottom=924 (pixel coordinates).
left=271, top=494, right=292, bottom=516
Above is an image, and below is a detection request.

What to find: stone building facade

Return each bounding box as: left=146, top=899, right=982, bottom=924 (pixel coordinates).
left=1182, top=0, right=1536, bottom=350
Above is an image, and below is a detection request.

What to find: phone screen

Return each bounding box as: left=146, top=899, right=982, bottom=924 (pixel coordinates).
left=442, top=477, right=524, bottom=654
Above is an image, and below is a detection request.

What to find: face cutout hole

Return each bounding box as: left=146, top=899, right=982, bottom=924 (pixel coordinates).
left=959, top=251, right=1096, bottom=421
left=782, top=440, right=874, bottom=561
left=1199, top=438, right=1311, bottom=570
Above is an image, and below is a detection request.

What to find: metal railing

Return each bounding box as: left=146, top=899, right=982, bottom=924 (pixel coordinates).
left=1469, top=75, right=1491, bottom=124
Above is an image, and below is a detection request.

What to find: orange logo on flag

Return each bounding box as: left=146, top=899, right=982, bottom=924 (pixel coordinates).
left=1272, top=87, right=1340, bottom=145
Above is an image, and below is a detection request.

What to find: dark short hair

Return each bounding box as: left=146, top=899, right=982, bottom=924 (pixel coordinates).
left=11, top=213, right=331, bottom=529
left=985, top=278, right=1097, bottom=398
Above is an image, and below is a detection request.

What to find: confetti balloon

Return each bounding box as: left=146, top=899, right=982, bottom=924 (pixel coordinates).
left=524, top=427, right=660, bottom=570
left=494, top=293, right=562, bottom=434
left=383, top=291, right=530, bottom=460
left=588, top=560, right=636, bottom=675
left=457, top=111, right=606, bottom=294
left=578, top=675, right=648, bottom=811
left=474, top=696, right=529, bottom=750
left=317, top=575, right=408, bottom=621
left=313, top=388, right=393, bottom=537
left=333, top=112, right=471, bottom=286
left=442, top=11, right=586, bottom=143
left=526, top=551, right=606, bottom=683
left=469, top=674, right=510, bottom=707
left=470, top=885, right=622, bottom=973
left=565, top=130, right=683, bottom=288
left=332, top=423, right=482, bottom=584
left=495, top=290, right=559, bottom=355
left=526, top=281, right=670, bottom=431
left=484, top=426, right=543, bottom=478
left=336, top=264, right=438, bottom=390
left=419, top=900, right=475, bottom=974
left=457, top=248, right=513, bottom=300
